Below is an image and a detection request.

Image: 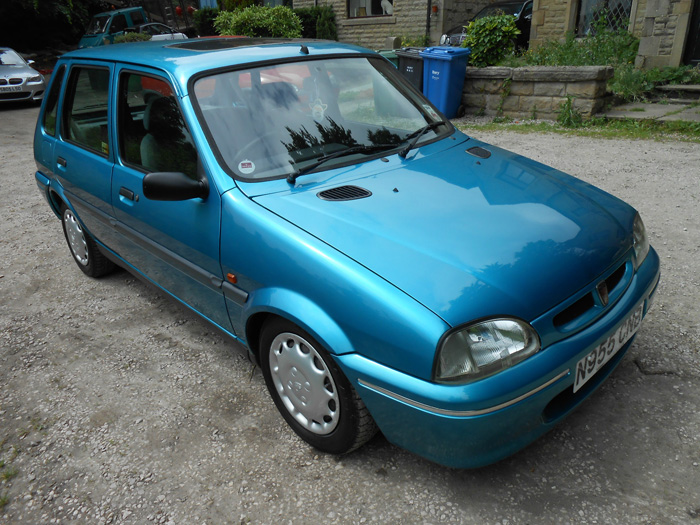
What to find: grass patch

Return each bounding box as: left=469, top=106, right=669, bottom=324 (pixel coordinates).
left=1, top=466, right=18, bottom=481
left=0, top=492, right=9, bottom=509
left=454, top=117, right=700, bottom=142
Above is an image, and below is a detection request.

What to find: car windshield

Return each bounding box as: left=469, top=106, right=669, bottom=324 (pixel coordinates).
left=0, top=50, right=25, bottom=66
left=193, top=56, right=447, bottom=181
left=85, top=15, right=110, bottom=34
left=475, top=3, right=522, bottom=18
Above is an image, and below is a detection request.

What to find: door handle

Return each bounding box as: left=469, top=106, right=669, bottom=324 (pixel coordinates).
left=119, top=187, right=136, bottom=201
left=57, top=156, right=67, bottom=168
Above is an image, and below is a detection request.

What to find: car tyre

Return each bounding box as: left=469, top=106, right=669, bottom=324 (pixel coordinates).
left=260, top=317, right=377, bottom=454
left=60, top=204, right=115, bottom=278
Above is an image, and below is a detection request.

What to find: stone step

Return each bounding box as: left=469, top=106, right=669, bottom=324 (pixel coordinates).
left=656, top=84, right=700, bottom=93
left=654, top=84, right=700, bottom=102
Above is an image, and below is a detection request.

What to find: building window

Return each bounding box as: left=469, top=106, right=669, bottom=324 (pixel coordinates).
left=348, top=0, right=393, bottom=18
left=576, top=0, right=631, bottom=35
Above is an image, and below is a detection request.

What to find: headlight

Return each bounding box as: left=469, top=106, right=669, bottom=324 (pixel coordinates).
left=434, top=318, right=540, bottom=383
left=633, top=213, right=650, bottom=269
left=439, top=34, right=449, bottom=45
left=27, top=75, right=42, bottom=83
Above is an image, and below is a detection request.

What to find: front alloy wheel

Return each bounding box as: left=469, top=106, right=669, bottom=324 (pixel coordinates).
left=260, top=318, right=377, bottom=455
left=268, top=331, right=340, bottom=435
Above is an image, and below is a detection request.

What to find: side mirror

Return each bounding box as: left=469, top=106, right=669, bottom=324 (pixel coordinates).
left=143, top=171, right=209, bottom=201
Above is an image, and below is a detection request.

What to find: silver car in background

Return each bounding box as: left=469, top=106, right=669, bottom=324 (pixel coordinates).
left=0, top=48, right=47, bottom=104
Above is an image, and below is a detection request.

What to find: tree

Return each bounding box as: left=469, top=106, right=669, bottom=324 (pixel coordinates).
left=0, top=0, right=108, bottom=50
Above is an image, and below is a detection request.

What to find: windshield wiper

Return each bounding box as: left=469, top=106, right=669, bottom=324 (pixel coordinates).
left=287, top=143, right=399, bottom=184
left=398, top=121, right=447, bottom=159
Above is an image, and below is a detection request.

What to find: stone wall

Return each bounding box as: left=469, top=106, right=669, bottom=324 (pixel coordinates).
left=635, top=0, right=694, bottom=67
left=461, top=66, right=614, bottom=119
left=529, top=0, right=576, bottom=48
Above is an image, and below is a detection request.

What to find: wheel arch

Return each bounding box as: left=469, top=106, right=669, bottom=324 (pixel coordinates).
left=243, top=288, right=354, bottom=365
left=48, top=189, right=66, bottom=218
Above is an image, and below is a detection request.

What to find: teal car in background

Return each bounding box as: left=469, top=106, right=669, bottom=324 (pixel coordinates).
left=78, top=7, right=148, bottom=48
left=33, top=39, right=660, bottom=468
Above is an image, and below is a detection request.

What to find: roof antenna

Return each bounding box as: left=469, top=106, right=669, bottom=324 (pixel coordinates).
left=300, top=44, right=309, bottom=55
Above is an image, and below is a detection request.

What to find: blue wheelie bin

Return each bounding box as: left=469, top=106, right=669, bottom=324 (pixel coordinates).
left=419, top=46, right=471, bottom=118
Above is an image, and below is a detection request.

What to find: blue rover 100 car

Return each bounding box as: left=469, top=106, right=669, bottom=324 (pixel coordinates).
left=33, top=39, right=660, bottom=468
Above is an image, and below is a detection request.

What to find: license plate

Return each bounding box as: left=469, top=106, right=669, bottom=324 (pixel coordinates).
left=573, top=304, right=643, bottom=393
left=0, top=85, right=22, bottom=92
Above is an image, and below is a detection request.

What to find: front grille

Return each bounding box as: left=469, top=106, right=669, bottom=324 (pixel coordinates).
left=553, top=293, right=595, bottom=327
left=9, top=78, right=22, bottom=85
left=317, top=185, right=372, bottom=201
left=553, top=261, right=629, bottom=328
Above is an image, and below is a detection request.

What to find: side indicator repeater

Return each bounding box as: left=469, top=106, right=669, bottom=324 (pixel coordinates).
left=226, top=273, right=238, bottom=284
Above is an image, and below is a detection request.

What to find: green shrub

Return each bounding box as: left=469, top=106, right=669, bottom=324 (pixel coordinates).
left=557, top=96, right=584, bottom=127
left=294, top=7, right=321, bottom=38
left=461, top=15, right=520, bottom=67
left=215, top=6, right=302, bottom=38
left=194, top=7, right=220, bottom=36
left=400, top=35, right=430, bottom=47
left=113, top=32, right=152, bottom=44
left=316, top=6, right=337, bottom=40
left=221, top=0, right=255, bottom=10
left=523, top=28, right=638, bottom=67
left=293, top=6, right=337, bottom=39
left=610, top=63, right=700, bottom=101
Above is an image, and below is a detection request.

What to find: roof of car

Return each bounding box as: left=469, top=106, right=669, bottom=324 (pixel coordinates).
left=93, top=7, right=145, bottom=16
left=61, top=38, right=370, bottom=79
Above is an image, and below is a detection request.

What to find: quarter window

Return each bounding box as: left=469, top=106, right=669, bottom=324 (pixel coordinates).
left=118, top=72, right=198, bottom=179
left=62, top=66, right=110, bottom=155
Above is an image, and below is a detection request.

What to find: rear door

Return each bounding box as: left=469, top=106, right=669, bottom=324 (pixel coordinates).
left=109, top=66, right=232, bottom=332
left=53, top=62, right=116, bottom=245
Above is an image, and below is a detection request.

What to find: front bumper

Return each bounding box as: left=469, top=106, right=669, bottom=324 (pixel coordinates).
left=0, top=79, right=46, bottom=103
left=336, top=248, right=660, bottom=468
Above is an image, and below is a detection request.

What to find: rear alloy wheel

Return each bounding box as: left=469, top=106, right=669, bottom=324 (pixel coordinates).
left=260, top=318, right=377, bottom=454
left=60, top=204, right=115, bottom=278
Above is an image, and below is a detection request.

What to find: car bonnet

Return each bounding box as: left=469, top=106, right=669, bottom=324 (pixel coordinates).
left=252, top=139, right=635, bottom=326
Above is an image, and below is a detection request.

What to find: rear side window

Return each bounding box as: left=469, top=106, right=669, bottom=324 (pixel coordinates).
left=130, top=10, right=146, bottom=26
left=118, top=72, right=197, bottom=179
left=62, top=67, right=110, bottom=155
left=42, top=65, right=66, bottom=137
left=110, top=14, right=128, bottom=33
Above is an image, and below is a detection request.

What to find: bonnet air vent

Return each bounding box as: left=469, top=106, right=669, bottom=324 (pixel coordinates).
left=317, top=185, right=372, bottom=201
left=466, top=146, right=492, bottom=159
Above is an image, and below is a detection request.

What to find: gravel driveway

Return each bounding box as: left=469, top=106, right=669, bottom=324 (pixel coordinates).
left=1, top=104, right=699, bottom=524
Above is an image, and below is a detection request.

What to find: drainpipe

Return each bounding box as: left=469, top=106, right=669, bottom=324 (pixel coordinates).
left=425, top=0, right=431, bottom=44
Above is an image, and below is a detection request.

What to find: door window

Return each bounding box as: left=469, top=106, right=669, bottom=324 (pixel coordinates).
left=62, top=66, right=110, bottom=156
left=118, top=72, right=198, bottom=179
left=42, top=65, right=66, bottom=136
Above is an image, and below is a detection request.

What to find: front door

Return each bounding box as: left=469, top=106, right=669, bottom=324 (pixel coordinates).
left=110, top=67, right=232, bottom=332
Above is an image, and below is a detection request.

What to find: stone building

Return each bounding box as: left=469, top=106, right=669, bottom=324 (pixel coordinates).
left=288, top=0, right=699, bottom=67
left=529, top=0, right=700, bottom=67
left=289, top=0, right=492, bottom=49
